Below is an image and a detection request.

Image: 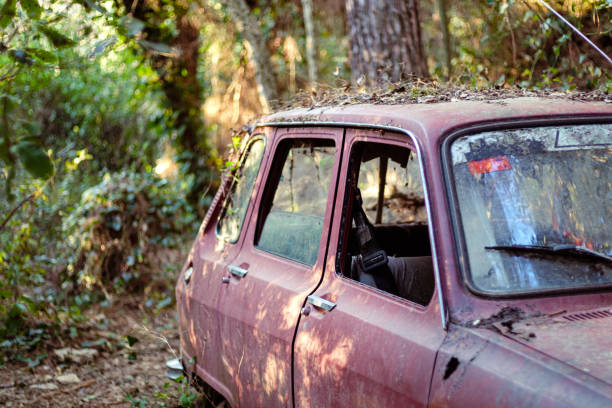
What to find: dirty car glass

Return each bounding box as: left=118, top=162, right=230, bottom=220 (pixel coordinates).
left=450, top=124, right=612, bottom=295
left=257, top=140, right=336, bottom=266
left=217, top=137, right=265, bottom=242
left=358, top=150, right=427, bottom=224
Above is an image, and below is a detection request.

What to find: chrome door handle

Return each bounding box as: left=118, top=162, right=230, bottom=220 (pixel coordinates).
left=307, top=295, right=336, bottom=311
left=228, top=265, right=248, bottom=278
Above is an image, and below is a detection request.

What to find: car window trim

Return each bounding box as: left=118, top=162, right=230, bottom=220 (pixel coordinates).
left=215, top=134, right=266, bottom=244
left=253, top=134, right=339, bottom=267
left=440, top=116, right=612, bottom=300
left=334, top=135, right=433, bottom=309
left=256, top=120, right=448, bottom=330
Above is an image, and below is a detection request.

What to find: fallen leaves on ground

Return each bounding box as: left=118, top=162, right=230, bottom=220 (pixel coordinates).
left=0, top=298, right=192, bottom=407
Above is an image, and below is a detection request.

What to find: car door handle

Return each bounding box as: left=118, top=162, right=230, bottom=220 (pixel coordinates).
left=228, top=265, right=248, bottom=278
left=307, top=295, right=336, bottom=311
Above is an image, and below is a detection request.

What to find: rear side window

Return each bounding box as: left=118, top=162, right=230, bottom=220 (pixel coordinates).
left=217, top=137, right=266, bottom=242
left=257, top=139, right=336, bottom=266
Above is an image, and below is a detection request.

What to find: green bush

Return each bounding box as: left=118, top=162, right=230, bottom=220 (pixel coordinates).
left=64, top=170, right=197, bottom=293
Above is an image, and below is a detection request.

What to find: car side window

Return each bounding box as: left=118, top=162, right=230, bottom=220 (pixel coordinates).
left=217, top=137, right=266, bottom=243
left=256, top=139, right=336, bottom=266
left=338, top=141, right=435, bottom=305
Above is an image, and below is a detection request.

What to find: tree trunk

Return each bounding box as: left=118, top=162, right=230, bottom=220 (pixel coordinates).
left=346, top=0, right=429, bottom=85
left=436, top=0, right=452, bottom=79
left=301, top=0, right=318, bottom=87
left=119, top=0, right=218, bottom=210
left=222, top=0, right=279, bottom=112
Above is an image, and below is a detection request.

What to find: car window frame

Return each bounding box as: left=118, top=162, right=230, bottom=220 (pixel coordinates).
left=334, top=132, right=437, bottom=308
left=215, top=134, right=267, bottom=244
left=253, top=134, right=339, bottom=267
left=441, top=116, right=612, bottom=299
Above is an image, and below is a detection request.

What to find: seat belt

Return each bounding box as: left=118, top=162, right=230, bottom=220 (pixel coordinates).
left=352, top=188, right=399, bottom=296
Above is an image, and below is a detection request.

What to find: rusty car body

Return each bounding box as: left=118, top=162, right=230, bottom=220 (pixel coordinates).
left=175, top=97, right=612, bottom=407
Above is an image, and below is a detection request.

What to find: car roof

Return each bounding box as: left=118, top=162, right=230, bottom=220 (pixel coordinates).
left=261, top=97, right=612, bottom=147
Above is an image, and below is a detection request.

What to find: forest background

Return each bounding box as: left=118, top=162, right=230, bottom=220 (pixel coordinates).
left=0, top=0, right=611, bottom=406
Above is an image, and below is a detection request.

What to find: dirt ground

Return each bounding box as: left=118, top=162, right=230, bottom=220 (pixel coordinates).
left=0, top=298, right=201, bottom=407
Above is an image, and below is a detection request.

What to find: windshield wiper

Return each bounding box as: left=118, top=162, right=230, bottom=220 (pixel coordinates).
left=485, top=244, right=612, bottom=263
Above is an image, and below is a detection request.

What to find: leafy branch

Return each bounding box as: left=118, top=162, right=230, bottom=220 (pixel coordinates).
left=0, top=192, right=35, bottom=232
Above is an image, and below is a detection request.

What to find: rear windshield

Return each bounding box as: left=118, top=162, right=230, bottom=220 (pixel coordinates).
left=450, top=124, right=612, bottom=295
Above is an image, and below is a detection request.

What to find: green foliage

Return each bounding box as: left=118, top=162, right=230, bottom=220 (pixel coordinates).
left=0, top=14, right=182, bottom=358
left=170, top=375, right=198, bottom=408
left=136, top=375, right=198, bottom=407
left=0, top=167, right=192, bottom=360
left=0, top=0, right=17, bottom=28
left=125, top=394, right=148, bottom=408
left=13, top=141, right=54, bottom=179
left=435, top=0, right=612, bottom=90
left=64, top=170, right=196, bottom=291
left=0, top=0, right=182, bottom=195
left=37, top=24, right=77, bottom=48
left=1, top=0, right=90, bottom=191
left=19, top=0, right=42, bottom=19
left=126, top=335, right=139, bottom=347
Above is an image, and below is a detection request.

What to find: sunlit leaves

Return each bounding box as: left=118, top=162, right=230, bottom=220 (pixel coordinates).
left=0, top=0, right=180, bottom=354
left=447, top=0, right=610, bottom=90
left=65, top=148, right=92, bottom=171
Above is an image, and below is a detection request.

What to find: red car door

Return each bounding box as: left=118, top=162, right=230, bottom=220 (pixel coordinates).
left=293, top=128, right=446, bottom=407
left=216, top=127, right=344, bottom=407
left=176, top=130, right=271, bottom=406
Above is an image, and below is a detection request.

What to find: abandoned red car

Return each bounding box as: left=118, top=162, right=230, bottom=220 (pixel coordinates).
left=173, top=97, right=612, bottom=407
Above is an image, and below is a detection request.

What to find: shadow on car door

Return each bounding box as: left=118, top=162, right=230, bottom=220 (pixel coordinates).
left=292, top=129, right=446, bottom=407
left=177, top=130, right=272, bottom=406
left=215, top=128, right=345, bottom=407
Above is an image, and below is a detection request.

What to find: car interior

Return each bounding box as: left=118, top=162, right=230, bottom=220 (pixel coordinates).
left=339, top=142, right=435, bottom=305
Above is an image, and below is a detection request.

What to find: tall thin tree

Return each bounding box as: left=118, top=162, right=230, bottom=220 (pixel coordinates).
left=301, top=0, right=318, bottom=87
left=436, top=0, right=452, bottom=79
